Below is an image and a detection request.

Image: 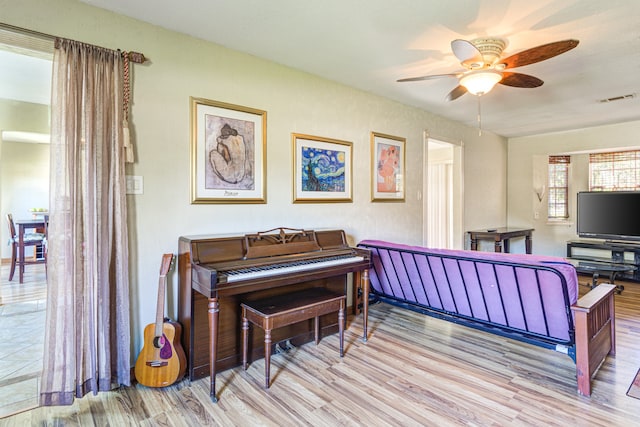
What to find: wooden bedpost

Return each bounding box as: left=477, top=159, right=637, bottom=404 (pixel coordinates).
left=571, top=283, right=616, bottom=396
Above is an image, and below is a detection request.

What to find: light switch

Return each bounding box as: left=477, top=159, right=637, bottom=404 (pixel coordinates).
left=126, top=175, right=143, bottom=195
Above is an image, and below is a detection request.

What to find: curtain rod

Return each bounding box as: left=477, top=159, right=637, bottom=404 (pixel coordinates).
left=0, top=22, right=147, bottom=63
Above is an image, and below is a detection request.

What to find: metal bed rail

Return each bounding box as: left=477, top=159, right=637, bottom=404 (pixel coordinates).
left=358, top=242, right=575, bottom=350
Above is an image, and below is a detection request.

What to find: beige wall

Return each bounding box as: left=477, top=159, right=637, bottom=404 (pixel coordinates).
left=508, top=120, right=640, bottom=257
left=3, top=0, right=508, bottom=359
left=0, top=99, right=50, bottom=260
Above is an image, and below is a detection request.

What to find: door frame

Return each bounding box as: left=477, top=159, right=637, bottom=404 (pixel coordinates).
left=422, top=131, right=464, bottom=249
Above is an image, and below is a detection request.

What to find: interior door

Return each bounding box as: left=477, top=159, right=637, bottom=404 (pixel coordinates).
left=423, top=135, right=463, bottom=249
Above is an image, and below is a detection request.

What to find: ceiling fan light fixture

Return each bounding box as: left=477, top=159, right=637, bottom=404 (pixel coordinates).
left=460, top=70, right=503, bottom=95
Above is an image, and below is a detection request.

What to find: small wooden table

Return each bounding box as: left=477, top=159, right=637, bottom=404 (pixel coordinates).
left=468, top=227, right=534, bottom=254
left=241, top=287, right=346, bottom=389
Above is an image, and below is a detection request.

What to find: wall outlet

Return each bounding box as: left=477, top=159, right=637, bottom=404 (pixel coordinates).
left=534, top=211, right=540, bottom=219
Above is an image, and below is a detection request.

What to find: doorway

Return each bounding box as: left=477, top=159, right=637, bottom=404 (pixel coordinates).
left=0, top=28, right=53, bottom=418
left=423, top=135, right=463, bottom=249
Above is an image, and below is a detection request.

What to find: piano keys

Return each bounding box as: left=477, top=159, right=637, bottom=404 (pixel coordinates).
left=178, top=227, right=371, bottom=402
left=221, top=252, right=365, bottom=283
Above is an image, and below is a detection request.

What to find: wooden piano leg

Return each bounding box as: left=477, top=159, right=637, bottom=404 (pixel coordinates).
left=208, top=297, right=219, bottom=402
left=264, top=328, right=272, bottom=389
left=339, top=298, right=345, bottom=357
left=242, top=308, right=249, bottom=371
left=362, top=269, right=369, bottom=343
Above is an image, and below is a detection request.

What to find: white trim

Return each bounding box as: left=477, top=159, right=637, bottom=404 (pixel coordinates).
left=1, top=131, right=50, bottom=144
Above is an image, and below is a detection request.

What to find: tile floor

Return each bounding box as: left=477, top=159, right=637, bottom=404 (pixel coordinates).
left=0, top=263, right=46, bottom=418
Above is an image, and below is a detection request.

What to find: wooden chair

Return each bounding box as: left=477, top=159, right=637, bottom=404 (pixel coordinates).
left=6, top=213, right=46, bottom=282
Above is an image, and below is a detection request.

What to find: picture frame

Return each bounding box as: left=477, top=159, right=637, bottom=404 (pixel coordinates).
left=190, top=97, right=266, bottom=204
left=371, top=131, right=406, bottom=202
left=292, top=133, right=353, bottom=203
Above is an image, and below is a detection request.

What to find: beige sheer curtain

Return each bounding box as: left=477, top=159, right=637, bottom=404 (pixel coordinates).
left=41, top=38, right=131, bottom=406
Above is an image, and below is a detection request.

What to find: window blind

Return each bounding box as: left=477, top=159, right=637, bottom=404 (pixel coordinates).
left=548, top=155, right=570, bottom=219
left=589, top=150, right=640, bottom=191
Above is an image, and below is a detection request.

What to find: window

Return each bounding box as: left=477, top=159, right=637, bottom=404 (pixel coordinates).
left=548, top=155, right=570, bottom=219
left=589, top=150, right=640, bottom=191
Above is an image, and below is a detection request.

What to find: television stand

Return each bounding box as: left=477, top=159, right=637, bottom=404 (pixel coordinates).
left=604, top=239, right=640, bottom=246
left=567, top=239, right=640, bottom=291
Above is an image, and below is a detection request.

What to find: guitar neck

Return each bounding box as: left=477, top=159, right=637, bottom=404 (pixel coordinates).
left=154, top=254, right=174, bottom=337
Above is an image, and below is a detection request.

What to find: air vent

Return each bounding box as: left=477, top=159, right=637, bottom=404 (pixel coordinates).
left=597, top=93, right=637, bottom=103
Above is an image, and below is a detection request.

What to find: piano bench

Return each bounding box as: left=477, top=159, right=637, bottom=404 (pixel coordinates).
left=241, top=287, right=346, bottom=389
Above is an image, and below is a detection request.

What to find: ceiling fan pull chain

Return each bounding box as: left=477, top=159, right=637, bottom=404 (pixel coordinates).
left=477, top=96, right=482, bottom=136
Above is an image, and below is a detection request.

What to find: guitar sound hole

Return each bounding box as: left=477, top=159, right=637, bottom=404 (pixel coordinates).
left=153, top=336, right=164, bottom=348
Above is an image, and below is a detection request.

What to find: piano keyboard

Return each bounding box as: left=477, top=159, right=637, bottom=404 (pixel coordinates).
left=224, top=254, right=364, bottom=282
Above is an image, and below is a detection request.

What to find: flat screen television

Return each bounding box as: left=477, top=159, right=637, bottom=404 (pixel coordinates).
left=577, top=191, right=640, bottom=241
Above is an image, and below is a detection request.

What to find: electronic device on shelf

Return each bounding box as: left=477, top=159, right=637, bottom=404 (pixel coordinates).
left=577, top=191, right=640, bottom=242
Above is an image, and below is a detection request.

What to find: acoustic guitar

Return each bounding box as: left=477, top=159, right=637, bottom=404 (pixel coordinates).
left=134, top=254, right=186, bottom=387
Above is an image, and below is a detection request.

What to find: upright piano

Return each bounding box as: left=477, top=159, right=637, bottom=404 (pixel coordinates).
left=178, top=227, right=371, bottom=401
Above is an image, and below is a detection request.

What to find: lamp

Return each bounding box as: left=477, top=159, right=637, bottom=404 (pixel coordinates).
left=534, top=185, right=546, bottom=202
left=459, top=70, right=503, bottom=95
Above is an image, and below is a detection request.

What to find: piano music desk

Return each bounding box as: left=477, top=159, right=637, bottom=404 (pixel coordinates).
left=241, top=287, right=346, bottom=389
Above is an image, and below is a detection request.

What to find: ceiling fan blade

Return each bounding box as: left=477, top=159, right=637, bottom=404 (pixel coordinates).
left=499, top=72, right=544, bottom=88
left=397, top=73, right=458, bottom=83
left=500, top=39, right=579, bottom=69
left=451, top=39, right=484, bottom=68
left=446, top=85, right=467, bottom=101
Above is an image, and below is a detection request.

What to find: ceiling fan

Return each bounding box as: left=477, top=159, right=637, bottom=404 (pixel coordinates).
left=398, top=37, right=579, bottom=100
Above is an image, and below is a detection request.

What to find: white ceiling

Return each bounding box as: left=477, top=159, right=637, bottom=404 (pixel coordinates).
left=7, top=0, right=640, bottom=138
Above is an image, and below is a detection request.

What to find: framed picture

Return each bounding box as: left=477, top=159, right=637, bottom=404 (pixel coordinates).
left=371, top=131, right=406, bottom=202
left=292, top=133, right=353, bottom=203
left=190, top=97, right=266, bottom=204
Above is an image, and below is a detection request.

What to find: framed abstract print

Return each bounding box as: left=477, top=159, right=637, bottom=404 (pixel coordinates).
left=190, top=97, right=266, bottom=204
left=292, top=133, right=353, bottom=203
left=371, top=131, right=405, bottom=202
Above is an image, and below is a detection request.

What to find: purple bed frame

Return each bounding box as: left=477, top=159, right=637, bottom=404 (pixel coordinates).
left=357, top=240, right=616, bottom=396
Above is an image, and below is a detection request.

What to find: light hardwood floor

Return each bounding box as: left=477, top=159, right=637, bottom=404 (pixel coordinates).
left=0, top=263, right=47, bottom=306
left=1, top=275, right=639, bottom=426
left=0, top=263, right=46, bottom=419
